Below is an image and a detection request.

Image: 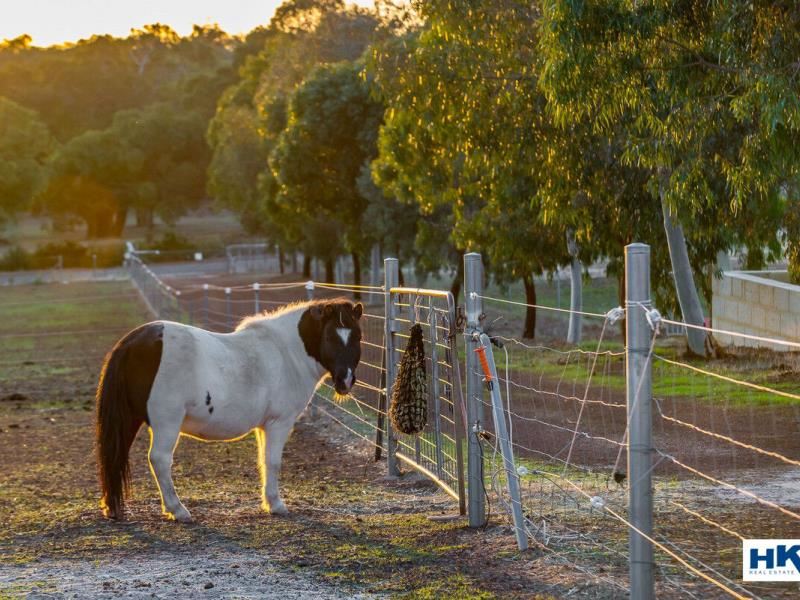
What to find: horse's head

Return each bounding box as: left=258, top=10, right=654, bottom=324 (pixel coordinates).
left=298, top=300, right=363, bottom=395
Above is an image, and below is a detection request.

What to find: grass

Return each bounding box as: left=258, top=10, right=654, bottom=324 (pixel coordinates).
left=0, top=281, right=150, bottom=405
left=0, top=279, right=566, bottom=599
left=4, top=275, right=797, bottom=598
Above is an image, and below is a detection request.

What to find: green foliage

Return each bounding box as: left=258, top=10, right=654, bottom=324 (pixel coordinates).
left=270, top=61, right=384, bottom=264
left=207, top=0, right=388, bottom=267
left=538, top=0, right=796, bottom=306
left=0, top=24, right=235, bottom=235
left=0, top=241, right=124, bottom=270
left=140, top=231, right=194, bottom=252
left=368, top=2, right=575, bottom=331
left=39, top=102, right=211, bottom=237
left=0, top=24, right=235, bottom=141
left=0, top=97, right=54, bottom=220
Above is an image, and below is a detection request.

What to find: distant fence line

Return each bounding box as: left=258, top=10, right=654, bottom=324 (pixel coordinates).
left=124, top=245, right=799, bottom=599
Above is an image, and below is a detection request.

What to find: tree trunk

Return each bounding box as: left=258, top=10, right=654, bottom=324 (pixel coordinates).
left=91, top=210, right=115, bottom=238
left=617, top=271, right=627, bottom=340
left=351, top=252, right=362, bottom=301
left=85, top=216, right=97, bottom=239
left=112, top=206, right=127, bottom=237
left=523, top=273, right=537, bottom=339
left=303, top=255, right=311, bottom=278
left=659, top=169, right=710, bottom=357
left=370, top=245, right=381, bottom=288
left=325, top=257, right=335, bottom=283
left=450, top=258, right=464, bottom=303
left=135, top=207, right=153, bottom=228
left=566, top=229, right=583, bottom=344
left=398, top=263, right=405, bottom=287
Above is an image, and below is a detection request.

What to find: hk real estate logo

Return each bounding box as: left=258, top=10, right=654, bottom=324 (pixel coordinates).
left=743, top=540, right=800, bottom=581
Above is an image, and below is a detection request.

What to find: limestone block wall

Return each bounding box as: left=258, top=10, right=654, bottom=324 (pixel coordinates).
left=711, top=271, right=800, bottom=350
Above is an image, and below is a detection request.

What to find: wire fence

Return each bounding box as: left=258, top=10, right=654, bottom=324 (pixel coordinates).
left=123, top=245, right=800, bottom=597
left=471, top=256, right=800, bottom=598
left=225, top=243, right=282, bottom=274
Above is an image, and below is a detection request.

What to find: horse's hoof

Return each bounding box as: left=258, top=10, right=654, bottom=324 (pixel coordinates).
left=268, top=502, right=289, bottom=516
left=168, top=508, right=193, bottom=523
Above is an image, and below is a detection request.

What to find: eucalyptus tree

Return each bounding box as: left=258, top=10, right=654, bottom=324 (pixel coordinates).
left=369, top=2, right=594, bottom=338
left=207, top=0, right=383, bottom=274
left=40, top=103, right=211, bottom=237
left=269, top=61, right=385, bottom=292
left=0, top=24, right=232, bottom=141
left=539, top=1, right=795, bottom=355
left=40, top=127, right=142, bottom=238
left=0, top=97, right=54, bottom=221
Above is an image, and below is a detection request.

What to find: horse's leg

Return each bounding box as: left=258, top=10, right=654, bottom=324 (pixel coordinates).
left=261, top=420, right=292, bottom=515
left=148, top=421, right=192, bottom=523
left=254, top=427, right=267, bottom=504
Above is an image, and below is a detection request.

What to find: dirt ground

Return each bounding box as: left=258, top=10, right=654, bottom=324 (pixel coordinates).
left=0, top=393, right=631, bottom=599
left=3, top=275, right=800, bottom=599
left=0, top=279, right=621, bottom=599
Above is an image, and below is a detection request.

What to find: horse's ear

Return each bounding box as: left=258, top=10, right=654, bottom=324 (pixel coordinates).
left=310, top=305, right=324, bottom=320
left=353, top=303, right=363, bottom=320
left=323, top=304, right=334, bottom=317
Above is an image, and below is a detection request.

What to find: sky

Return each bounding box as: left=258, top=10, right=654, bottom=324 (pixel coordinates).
left=1, top=0, right=373, bottom=47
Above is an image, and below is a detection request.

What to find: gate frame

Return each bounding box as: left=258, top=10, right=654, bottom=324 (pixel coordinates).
left=384, top=278, right=467, bottom=514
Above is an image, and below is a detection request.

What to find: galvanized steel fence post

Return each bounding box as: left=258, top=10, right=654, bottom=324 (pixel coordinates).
left=225, top=287, right=232, bottom=330
left=384, top=258, right=400, bottom=476
left=625, top=243, right=654, bottom=600
left=479, top=332, right=528, bottom=551
left=253, top=283, right=260, bottom=313
left=203, top=284, right=210, bottom=329
left=464, top=252, right=486, bottom=528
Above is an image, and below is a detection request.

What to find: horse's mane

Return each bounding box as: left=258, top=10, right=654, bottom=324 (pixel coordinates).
left=234, top=298, right=354, bottom=332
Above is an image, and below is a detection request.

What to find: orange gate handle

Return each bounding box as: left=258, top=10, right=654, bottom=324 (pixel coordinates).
left=474, top=344, right=494, bottom=388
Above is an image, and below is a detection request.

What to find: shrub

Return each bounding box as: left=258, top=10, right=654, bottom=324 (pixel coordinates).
left=0, top=246, right=32, bottom=271
left=33, top=240, right=87, bottom=268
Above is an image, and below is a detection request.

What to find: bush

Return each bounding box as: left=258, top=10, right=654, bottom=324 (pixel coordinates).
left=135, top=231, right=225, bottom=263
left=0, top=241, right=125, bottom=271
left=33, top=241, right=87, bottom=268
left=0, top=246, right=33, bottom=271
left=141, top=231, right=194, bottom=252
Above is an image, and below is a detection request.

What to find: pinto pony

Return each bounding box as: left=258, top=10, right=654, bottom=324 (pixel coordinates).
left=96, top=299, right=362, bottom=522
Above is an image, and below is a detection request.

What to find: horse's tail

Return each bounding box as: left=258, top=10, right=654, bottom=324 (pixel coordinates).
left=96, top=342, right=139, bottom=519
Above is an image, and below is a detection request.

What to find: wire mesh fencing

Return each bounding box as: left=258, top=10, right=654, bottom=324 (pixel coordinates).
left=126, top=253, right=468, bottom=514
left=126, top=245, right=800, bottom=597
left=474, top=297, right=635, bottom=592
left=225, top=243, right=282, bottom=274
left=470, top=253, right=800, bottom=598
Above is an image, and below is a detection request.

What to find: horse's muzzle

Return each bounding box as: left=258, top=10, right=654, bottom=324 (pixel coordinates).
left=333, top=368, right=355, bottom=395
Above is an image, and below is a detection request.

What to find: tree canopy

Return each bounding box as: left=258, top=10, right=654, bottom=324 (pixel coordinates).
left=2, top=0, right=799, bottom=349
left=0, top=97, right=54, bottom=221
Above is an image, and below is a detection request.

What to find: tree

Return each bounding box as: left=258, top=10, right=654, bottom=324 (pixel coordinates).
left=40, top=102, right=211, bottom=237
left=368, top=4, right=582, bottom=337
left=40, top=128, right=141, bottom=237
left=207, top=0, right=384, bottom=272
left=110, top=103, right=210, bottom=227
left=270, top=61, right=385, bottom=291
left=539, top=1, right=795, bottom=355
left=0, top=97, right=54, bottom=220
